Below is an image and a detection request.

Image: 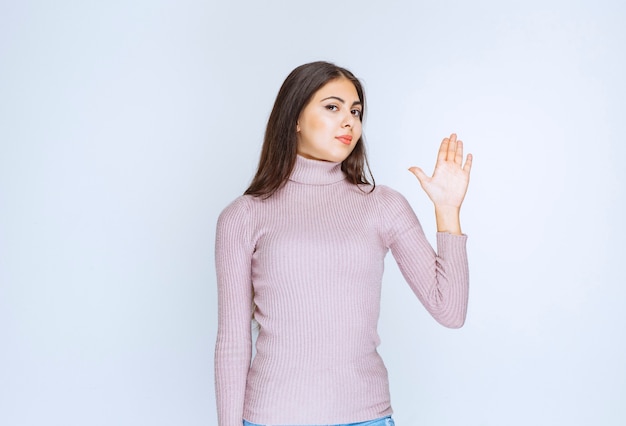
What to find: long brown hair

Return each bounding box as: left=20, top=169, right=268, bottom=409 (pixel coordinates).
left=244, top=61, right=374, bottom=197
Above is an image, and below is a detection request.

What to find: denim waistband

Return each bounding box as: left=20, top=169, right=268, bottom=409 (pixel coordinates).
left=243, top=415, right=394, bottom=426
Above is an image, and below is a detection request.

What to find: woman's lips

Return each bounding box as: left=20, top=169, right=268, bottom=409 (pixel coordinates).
left=336, top=135, right=353, bottom=145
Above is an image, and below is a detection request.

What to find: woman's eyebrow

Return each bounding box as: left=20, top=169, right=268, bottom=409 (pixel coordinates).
left=320, top=96, right=362, bottom=107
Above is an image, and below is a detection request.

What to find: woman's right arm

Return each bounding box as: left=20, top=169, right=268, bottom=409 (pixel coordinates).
left=214, top=197, right=255, bottom=426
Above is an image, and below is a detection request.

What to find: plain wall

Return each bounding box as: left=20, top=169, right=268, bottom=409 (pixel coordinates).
left=1, top=1, right=624, bottom=425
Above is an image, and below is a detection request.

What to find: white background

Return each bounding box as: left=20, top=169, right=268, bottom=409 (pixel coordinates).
left=1, top=1, right=625, bottom=425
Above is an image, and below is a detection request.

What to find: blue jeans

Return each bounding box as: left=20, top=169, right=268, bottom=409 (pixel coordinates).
left=243, top=416, right=395, bottom=426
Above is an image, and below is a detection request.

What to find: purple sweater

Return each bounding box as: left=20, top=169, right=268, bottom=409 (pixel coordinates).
left=214, top=155, right=469, bottom=425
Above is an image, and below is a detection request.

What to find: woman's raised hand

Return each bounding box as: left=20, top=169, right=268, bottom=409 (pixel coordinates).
left=408, top=134, right=472, bottom=234
left=409, top=133, right=472, bottom=209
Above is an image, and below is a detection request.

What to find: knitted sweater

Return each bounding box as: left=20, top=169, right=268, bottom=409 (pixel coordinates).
left=214, top=155, right=469, bottom=426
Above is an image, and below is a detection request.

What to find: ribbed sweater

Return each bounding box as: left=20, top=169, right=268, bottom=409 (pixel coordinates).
left=214, top=155, right=469, bottom=426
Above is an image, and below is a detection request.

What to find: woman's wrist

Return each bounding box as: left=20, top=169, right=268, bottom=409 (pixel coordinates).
left=434, top=205, right=462, bottom=235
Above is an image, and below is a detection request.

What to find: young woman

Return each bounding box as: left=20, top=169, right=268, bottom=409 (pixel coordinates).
left=214, top=61, right=472, bottom=426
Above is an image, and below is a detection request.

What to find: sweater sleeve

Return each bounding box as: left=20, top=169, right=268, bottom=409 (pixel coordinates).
left=376, top=186, right=469, bottom=328
left=214, top=196, right=255, bottom=425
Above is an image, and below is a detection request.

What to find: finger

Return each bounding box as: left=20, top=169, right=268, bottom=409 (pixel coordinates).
left=463, top=153, right=473, bottom=174
left=408, top=166, right=429, bottom=186
left=447, top=133, right=457, bottom=162
left=455, top=139, right=464, bottom=165
left=437, top=137, right=449, bottom=163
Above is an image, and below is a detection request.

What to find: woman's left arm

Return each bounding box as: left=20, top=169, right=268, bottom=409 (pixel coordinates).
left=408, top=133, right=472, bottom=235
left=380, top=133, right=472, bottom=328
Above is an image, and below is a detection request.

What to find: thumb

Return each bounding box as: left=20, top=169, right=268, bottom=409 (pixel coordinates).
left=408, top=166, right=429, bottom=185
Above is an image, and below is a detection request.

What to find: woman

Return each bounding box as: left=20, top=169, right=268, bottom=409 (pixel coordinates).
left=214, top=61, right=472, bottom=426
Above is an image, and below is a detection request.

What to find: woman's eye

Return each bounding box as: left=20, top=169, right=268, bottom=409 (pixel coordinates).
left=325, top=104, right=339, bottom=111
left=352, top=109, right=362, bottom=117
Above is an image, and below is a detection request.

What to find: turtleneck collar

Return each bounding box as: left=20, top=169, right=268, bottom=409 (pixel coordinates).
left=289, top=155, right=346, bottom=185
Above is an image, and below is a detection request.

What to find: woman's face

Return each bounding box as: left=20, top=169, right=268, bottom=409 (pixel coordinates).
left=296, top=78, right=363, bottom=162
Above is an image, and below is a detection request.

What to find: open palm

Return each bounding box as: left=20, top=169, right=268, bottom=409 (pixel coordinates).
left=409, top=133, right=472, bottom=209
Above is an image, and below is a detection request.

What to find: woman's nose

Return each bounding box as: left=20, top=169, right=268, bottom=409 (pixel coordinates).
left=342, top=113, right=354, bottom=128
